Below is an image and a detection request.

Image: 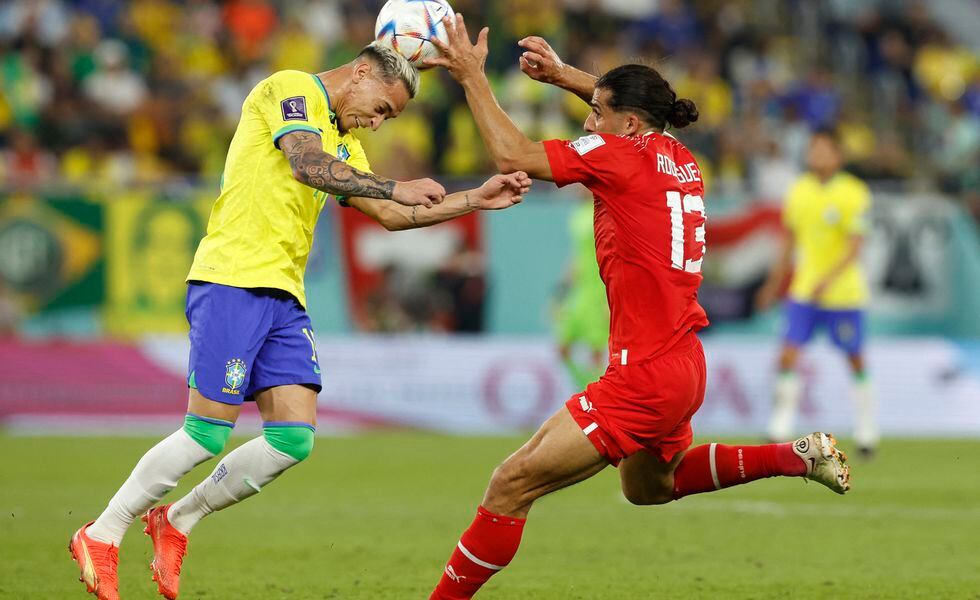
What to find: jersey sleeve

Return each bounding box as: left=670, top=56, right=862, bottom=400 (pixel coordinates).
left=841, top=180, right=871, bottom=236
left=335, top=137, right=372, bottom=207
left=251, top=70, right=322, bottom=149
left=543, top=134, right=628, bottom=190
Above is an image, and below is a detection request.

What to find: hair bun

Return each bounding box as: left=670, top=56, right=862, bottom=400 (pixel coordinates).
left=668, top=98, right=699, bottom=129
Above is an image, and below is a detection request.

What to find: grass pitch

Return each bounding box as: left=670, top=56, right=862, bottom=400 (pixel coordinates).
left=1, top=433, right=978, bottom=599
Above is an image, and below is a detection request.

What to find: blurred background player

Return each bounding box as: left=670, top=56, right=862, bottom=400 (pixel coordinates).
left=756, top=129, right=877, bottom=457
left=67, top=42, right=531, bottom=600
left=553, top=196, right=609, bottom=389
left=424, top=17, right=849, bottom=599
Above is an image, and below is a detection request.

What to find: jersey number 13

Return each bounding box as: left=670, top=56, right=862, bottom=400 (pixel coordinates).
left=666, top=191, right=706, bottom=274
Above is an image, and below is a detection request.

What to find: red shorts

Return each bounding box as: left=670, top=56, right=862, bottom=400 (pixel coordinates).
left=565, top=332, right=706, bottom=466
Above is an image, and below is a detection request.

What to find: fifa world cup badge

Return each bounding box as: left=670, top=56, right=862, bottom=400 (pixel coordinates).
left=222, top=359, right=247, bottom=394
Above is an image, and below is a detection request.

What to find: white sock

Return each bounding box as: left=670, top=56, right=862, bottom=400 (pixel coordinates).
left=87, top=429, right=215, bottom=545
left=768, top=371, right=801, bottom=441
left=167, top=436, right=299, bottom=535
left=852, top=376, right=879, bottom=448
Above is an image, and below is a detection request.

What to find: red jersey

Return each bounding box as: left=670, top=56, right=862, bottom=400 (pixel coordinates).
left=544, top=131, right=709, bottom=365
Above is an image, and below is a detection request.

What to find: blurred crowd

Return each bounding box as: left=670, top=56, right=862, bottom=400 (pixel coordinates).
left=1, top=0, right=976, bottom=334
left=0, top=0, right=977, bottom=211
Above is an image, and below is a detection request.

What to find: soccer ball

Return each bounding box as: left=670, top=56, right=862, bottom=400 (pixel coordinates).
left=375, top=0, right=453, bottom=68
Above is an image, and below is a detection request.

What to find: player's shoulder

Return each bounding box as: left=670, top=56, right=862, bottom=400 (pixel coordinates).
left=835, top=171, right=871, bottom=195
left=560, top=132, right=651, bottom=158
left=264, top=69, right=317, bottom=86
left=252, top=70, right=319, bottom=99
left=791, top=172, right=819, bottom=194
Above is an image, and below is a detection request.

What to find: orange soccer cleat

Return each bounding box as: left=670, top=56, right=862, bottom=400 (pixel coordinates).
left=69, top=522, right=120, bottom=600
left=142, top=505, right=189, bottom=600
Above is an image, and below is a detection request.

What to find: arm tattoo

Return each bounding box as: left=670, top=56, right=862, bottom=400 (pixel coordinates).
left=411, top=206, right=418, bottom=225
left=279, top=131, right=396, bottom=200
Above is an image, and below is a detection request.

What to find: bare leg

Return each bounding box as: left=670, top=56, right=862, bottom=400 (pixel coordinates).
left=481, top=407, right=609, bottom=518
left=618, top=450, right=686, bottom=505
left=430, top=408, right=607, bottom=599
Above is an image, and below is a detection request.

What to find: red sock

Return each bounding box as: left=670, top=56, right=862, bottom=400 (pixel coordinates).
left=672, top=442, right=806, bottom=499
left=430, top=506, right=526, bottom=600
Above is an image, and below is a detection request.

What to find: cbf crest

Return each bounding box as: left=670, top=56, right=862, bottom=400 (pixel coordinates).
left=222, top=358, right=247, bottom=395
left=337, top=143, right=351, bottom=162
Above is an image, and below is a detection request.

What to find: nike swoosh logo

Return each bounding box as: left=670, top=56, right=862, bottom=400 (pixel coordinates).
left=808, top=457, right=816, bottom=472
left=78, top=535, right=98, bottom=588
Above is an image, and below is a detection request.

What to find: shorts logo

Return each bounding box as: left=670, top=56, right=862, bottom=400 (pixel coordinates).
left=281, top=96, right=307, bottom=121
left=222, top=358, right=247, bottom=395
left=579, top=396, right=594, bottom=413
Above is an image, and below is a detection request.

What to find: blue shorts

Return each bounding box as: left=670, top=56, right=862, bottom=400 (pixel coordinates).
left=783, top=299, right=865, bottom=355
left=186, top=282, right=322, bottom=405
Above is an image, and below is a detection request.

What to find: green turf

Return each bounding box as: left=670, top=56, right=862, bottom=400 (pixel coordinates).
left=1, top=433, right=978, bottom=599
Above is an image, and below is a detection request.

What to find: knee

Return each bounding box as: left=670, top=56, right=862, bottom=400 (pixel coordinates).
left=264, top=424, right=315, bottom=462
left=485, top=459, right=536, bottom=513
left=622, top=484, right=674, bottom=506
left=183, top=413, right=234, bottom=455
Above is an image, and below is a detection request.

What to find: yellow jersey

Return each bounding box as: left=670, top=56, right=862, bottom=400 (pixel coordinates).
left=187, top=70, right=371, bottom=307
left=784, top=171, right=871, bottom=309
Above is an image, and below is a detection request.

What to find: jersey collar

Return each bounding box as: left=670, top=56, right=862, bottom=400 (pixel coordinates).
left=310, top=73, right=336, bottom=124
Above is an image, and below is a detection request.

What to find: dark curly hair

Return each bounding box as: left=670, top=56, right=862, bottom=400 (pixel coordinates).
left=595, top=64, right=699, bottom=130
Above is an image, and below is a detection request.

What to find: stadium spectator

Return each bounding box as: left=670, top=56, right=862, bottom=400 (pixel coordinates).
left=81, top=39, right=147, bottom=116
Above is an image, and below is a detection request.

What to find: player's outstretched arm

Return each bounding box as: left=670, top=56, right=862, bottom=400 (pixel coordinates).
left=517, top=36, right=597, bottom=104
left=279, top=131, right=446, bottom=207
left=346, top=172, right=531, bottom=231
left=425, top=14, right=553, bottom=182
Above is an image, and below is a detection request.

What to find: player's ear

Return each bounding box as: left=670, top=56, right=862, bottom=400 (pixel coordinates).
left=624, top=113, right=640, bottom=136
left=352, top=61, right=371, bottom=83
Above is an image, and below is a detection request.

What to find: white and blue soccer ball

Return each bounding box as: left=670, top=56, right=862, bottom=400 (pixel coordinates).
left=375, top=0, right=453, bottom=68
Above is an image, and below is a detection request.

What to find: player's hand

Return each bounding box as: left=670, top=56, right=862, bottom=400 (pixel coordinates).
left=392, top=178, right=446, bottom=208
left=472, top=172, right=532, bottom=210
left=517, top=36, right=566, bottom=85
left=423, top=13, right=489, bottom=83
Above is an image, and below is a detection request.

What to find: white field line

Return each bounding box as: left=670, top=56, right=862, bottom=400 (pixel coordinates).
left=659, top=498, right=980, bottom=521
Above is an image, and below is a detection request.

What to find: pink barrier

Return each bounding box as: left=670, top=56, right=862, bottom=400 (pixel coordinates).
left=0, top=338, right=400, bottom=433
left=0, top=338, right=187, bottom=418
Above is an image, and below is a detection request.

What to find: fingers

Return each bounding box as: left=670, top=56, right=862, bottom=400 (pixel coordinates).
left=499, top=172, right=532, bottom=196
left=441, top=15, right=457, bottom=40
left=477, top=26, right=489, bottom=51
left=456, top=13, right=469, bottom=43
left=429, top=35, right=450, bottom=53
left=519, top=56, right=540, bottom=77
left=519, top=36, right=552, bottom=55
left=521, top=50, right=547, bottom=67
left=422, top=56, right=451, bottom=69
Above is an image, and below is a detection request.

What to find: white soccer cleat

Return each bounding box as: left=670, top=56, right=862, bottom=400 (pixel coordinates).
left=792, top=432, right=850, bottom=494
